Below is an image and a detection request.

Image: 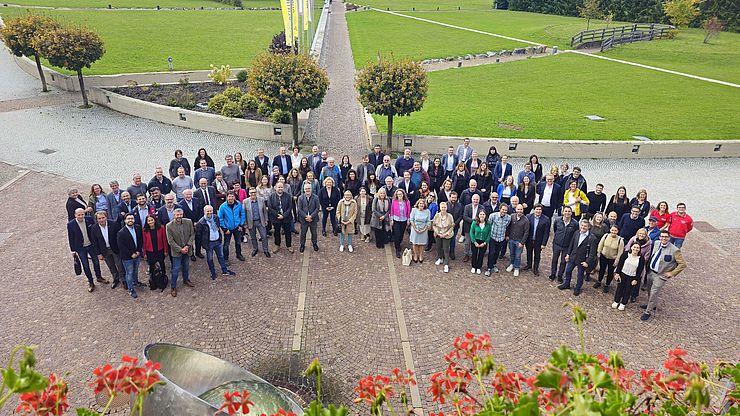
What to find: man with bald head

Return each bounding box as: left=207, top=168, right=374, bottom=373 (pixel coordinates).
left=197, top=205, right=235, bottom=280
left=148, top=167, right=172, bottom=195
left=68, top=208, right=107, bottom=292
left=126, top=174, right=148, bottom=200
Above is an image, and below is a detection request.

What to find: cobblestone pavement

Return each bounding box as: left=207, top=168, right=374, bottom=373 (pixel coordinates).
left=0, top=168, right=738, bottom=415
left=304, top=1, right=368, bottom=160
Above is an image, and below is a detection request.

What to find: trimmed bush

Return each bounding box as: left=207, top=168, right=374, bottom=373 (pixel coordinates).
left=208, top=93, right=229, bottom=112
left=236, top=69, right=248, bottom=83
left=270, top=109, right=291, bottom=124
left=239, top=94, right=259, bottom=112
left=221, top=101, right=243, bottom=118
left=257, top=101, right=273, bottom=117
left=223, top=86, right=243, bottom=101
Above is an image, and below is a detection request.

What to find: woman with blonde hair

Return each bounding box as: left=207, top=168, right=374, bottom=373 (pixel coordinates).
left=562, top=180, right=590, bottom=220
left=390, top=189, right=411, bottom=258
left=319, top=176, right=340, bottom=236
left=409, top=198, right=431, bottom=263
left=337, top=190, right=358, bottom=252
left=355, top=187, right=373, bottom=242
left=630, top=188, right=650, bottom=219
left=371, top=188, right=391, bottom=249
left=496, top=175, right=517, bottom=206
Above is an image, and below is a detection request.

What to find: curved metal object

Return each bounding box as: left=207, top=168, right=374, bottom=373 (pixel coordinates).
left=139, top=343, right=304, bottom=416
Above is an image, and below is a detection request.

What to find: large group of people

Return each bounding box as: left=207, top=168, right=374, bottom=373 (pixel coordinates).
left=66, top=139, right=692, bottom=321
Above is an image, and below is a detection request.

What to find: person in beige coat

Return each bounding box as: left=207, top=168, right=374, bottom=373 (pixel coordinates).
left=594, top=225, right=624, bottom=293
left=337, top=190, right=358, bottom=252
left=433, top=201, right=455, bottom=273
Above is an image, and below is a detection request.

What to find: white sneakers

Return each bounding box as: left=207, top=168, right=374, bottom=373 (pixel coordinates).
left=618, top=304, right=626, bottom=311
left=443, top=265, right=449, bottom=273
left=435, top=258, right=443, bottom=265
left=458, top=236, right=465, bottom=243
left=471, top=268, right=476, bottom=274
left=339, top=245, right=344, bottom=252
left=513, top=269, right=520, bottom=277
left=611, top=302, right=619, bottom=309
left=348, top=245, right=353, bottom=253
left=484, top=269, right=491, bottom=277
left=476, top=269, right=481, bottom=274
left=506, top=264, right=514, bottom=272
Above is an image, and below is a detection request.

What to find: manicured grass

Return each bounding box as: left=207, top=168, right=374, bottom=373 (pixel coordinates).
left=603, top=29, right=740, bottom=85
left=352, top=0, right=494, bottom=10
left=0, top=8, right=284, bottom=74
left=400, top=10, right=740, bottom=83
left=372, top=53, right=740, bottom=140
left=346, top=10, right=527, bottom=68
left=2, top=0, right=278, bottom=8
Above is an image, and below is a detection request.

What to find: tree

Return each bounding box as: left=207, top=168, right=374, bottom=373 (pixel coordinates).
left=247, top=52, right=328, bottom=147
left=0, top=14, right=61, bottom=93
left=579, top=0, right=603, bottom=29
left=35, top=26, right=105, bottom=107
left=702, top=16, right=724, bottom=43
left=663, top=0, right=701, bottom=28
left=355, top=59, right=428, bottom=152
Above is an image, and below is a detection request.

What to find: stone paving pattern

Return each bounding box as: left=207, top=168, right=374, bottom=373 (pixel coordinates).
left=1, top=10, right=740, bottom=414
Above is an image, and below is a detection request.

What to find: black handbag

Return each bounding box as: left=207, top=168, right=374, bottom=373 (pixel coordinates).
left=73, top=253, right=82, bottom=276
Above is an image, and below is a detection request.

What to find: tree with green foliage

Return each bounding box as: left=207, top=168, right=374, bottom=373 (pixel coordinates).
left=35, top=26, right=105, bottom=108
left=0, top=14, right=61, bottom=93
left=247, top=52, right=328, bottom=147
left=355, top=59, right=428, bottom=152
left=578, top=0, right=603, bottom=29
left=663, top=0, right=702, bottom=28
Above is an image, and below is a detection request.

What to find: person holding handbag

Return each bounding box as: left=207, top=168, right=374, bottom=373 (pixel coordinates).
left=337, top=190, right=358, bottom=252
left=612, top=242, right=645, bottom=311
left=433, top=201, right=454, bottom=273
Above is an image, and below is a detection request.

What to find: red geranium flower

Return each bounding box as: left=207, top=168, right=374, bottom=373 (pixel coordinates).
left=15, top=373, right=69, bottom=416
left=217, top=390, right=255, bottom=415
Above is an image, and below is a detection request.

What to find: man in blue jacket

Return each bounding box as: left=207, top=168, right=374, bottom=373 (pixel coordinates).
left=218, top=192, right=246, bottom=263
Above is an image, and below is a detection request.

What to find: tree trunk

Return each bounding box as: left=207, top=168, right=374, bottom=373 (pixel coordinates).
left=77, top=70, right=90, bottom=108
left=34, top=53, right=48, bottom=93
left=386, top=114, right=394, bottom=154
left=586, top=18, right=590, bottom=31
left=291, top=111, right=299, bottom=148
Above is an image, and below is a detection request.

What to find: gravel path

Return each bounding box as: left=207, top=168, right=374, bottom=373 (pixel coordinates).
left=304, top=1, right=368, bottom=160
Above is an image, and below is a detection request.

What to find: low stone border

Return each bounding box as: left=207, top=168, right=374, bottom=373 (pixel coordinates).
left=89, top=86, right=303, bottom=143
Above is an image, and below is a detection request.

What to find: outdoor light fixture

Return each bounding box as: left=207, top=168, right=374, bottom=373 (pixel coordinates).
left=403, top=138, right=413, bottom=147
left=632, top=144, right=640, bottom=153
left=274, top=127, right=282, bottom=135
left=508, top=143, right=517, bottom=151
left=714, top=144, right=722, bottom=152
left=179, top=113, right=186, bottom=121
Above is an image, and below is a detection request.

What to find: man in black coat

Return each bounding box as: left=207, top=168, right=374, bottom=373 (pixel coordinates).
left=558, top=219, right=598, bottom=296
left=193, top=178, right=217, bottom=211
left=67, top=208, right=106, bottom=292
left=178, top=189, right=203, bottom=260
left=90, top=211, right=124, bottom=289
left=536, top=174, right=562, bottom=220
left=446, top=192, right=464, bottom=261
left=524, top=204, right=551, bottom=276
left=272, top=146, right=292, bottom=178
left=117, top=213, right=144, bottom=298
left=267, top=182, right=294, bottom=253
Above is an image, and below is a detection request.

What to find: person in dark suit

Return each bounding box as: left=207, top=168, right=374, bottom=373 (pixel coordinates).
left=90, top=211, right=124, bottom=289
left=296, top=182, right=321, bottom=252
left=131, top=193, right=156, bottom=229
left=157, top=194, right=177, bottom=227
left=273, top=146, right=292, bottom=178
left=558, top=220, right=598, bottom=296
left=254, top=148, right=271, bottom=176
left=398, top=171, right=418, bottom=206
left=446, top=192, right=463, bottom=260
left=193, top=178, right=217, bottom=212
left=319, top=177, right=341, bottom=236
left=536, top=174, right=562, bottom=220
left=368, top=144, right=385, bottom=169
left=267, top=182, right=294, bottom=253
left=524, top=204, right=551, bottom=276
left=462, top=194, right=483, bottom=262
left=68, top=208, right=107, bottom=292
left=117, top=213, right=144, bottom=298
left=177, top=189, right=203, bottom=260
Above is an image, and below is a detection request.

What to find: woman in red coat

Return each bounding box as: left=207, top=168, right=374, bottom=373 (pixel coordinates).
left=142, top=214, right=169, bottom=276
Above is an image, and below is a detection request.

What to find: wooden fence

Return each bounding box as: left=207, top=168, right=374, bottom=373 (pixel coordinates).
left=570, top=23, right=675, bottom=51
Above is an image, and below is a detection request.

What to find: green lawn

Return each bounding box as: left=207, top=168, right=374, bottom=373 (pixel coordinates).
left=399, top=10, right=740, bottom=83
left=346, top=10, right=528, bottom=68
left=0, top=8, right=284, bottom=74
left=2, top=0, right=278, bottom=8
left=352, top=0, right=494, bottom=10
left=373, top=53, right=740, bottom=140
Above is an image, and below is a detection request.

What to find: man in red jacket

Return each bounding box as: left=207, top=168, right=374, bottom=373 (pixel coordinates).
left=667, top=202, right=693, bottom=248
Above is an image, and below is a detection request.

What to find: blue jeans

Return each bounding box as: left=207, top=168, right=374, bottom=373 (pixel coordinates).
left=563, top=261, right=587, bottom=291
left=206, top=240, right=228, bottom=276
left=76, top=245, right=102, bottom=284
left=171, top=255, right=190, bottom=289
left=223, top=228, right=242, bottom=260
left=508, top=240, right=523, bottom=269
left=339, top=233, right=353, bottom=246
left=670, top=237, right=685, bottom=248
left=122, top=257, right=140, bottom=292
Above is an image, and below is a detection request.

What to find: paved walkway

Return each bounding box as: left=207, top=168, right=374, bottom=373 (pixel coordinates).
left=304, top=0, right=368, bottom=160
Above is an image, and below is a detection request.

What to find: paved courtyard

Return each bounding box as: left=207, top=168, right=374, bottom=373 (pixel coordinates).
left=1, top=8, right=740, bottom=416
